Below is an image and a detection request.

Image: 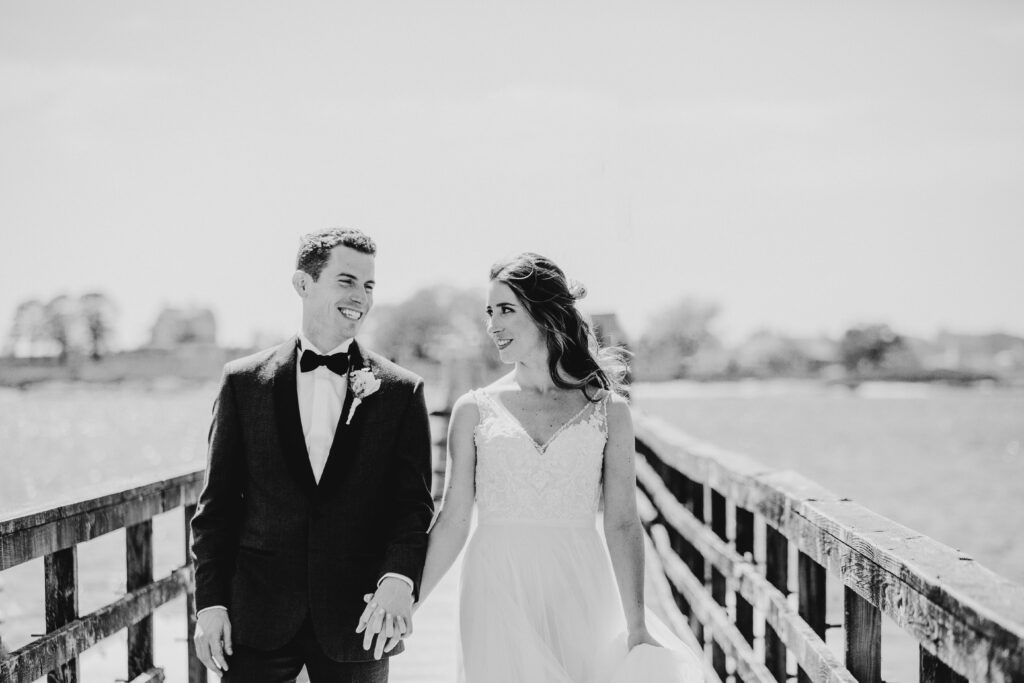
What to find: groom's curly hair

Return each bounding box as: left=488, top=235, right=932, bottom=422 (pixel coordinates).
left=490, top=253, right=629, bottom=400
left=296, top=228, right=377, bottom=280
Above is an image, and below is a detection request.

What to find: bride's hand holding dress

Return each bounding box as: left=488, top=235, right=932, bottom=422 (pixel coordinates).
left=599, top=396, right=703, bottom=683
left=602, top=397, right=659, bottom=645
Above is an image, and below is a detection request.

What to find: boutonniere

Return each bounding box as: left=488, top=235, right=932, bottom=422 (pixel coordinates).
left=346, top=368, right=381, bottom=424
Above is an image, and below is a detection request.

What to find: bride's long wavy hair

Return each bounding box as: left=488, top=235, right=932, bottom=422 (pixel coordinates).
left=489, top=253, right=629, bottom=401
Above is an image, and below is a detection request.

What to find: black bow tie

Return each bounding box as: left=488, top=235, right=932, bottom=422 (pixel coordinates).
left=300, top=349, right=350, bottom=376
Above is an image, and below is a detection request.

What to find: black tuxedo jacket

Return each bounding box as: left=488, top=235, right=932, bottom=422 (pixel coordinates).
left=189, top=338, right=434, bottom=661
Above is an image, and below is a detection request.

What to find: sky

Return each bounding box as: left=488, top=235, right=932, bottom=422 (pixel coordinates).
left=1, top=1, right=1022, bottom=349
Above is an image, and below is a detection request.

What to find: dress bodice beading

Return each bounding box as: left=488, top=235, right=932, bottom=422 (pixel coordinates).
left=472, top=389, right=608, bottom=527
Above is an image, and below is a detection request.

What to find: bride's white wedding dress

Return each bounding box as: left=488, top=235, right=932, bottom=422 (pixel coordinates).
left=457, top=390, right=703, bottom=683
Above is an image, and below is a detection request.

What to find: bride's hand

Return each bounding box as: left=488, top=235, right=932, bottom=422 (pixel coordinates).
left=365, top=593, right=422, bottom=613
left=627, top=626, right=663, bottom=650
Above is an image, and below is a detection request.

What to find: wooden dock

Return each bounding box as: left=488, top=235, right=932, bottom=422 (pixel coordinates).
left=3, top=409, right=1024, bottom=682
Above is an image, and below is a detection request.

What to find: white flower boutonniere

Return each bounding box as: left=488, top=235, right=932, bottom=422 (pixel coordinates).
left=346, top=368, right=381, bottom=424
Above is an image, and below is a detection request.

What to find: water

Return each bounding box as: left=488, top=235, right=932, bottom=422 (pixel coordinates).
left=633, top=380, right=1024, bottom=582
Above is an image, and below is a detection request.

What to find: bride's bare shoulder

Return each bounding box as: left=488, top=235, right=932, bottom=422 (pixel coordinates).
left=600, top=390, right=632, bottom=425
left=451, top=390, right=482, bottom=422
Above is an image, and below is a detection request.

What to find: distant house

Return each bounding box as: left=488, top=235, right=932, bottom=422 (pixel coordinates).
left=929, top=332, right=1024, bottom=374
left=731, top=332, right=839, bottom=377
left=149, top=307, right=217, bottom=348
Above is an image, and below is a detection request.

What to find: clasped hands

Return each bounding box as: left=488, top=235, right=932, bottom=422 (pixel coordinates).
left=356, top=577, right=415, bottom=659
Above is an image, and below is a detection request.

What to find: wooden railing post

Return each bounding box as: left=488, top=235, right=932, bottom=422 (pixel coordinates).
left=429, top=410, right=450, bottom=502
left=709, top=488, right=728, bottom=679
left=184, top=504, right=205, bottom=682
left=764, top=525, right=788, bottom=682
left=44, top=547, right=79, bottom=683
left=1, top=472, right=204, bottom=682
left=734, top=507, right=755, bottom=646
left=844, top=587, right=881, bottom=683
left=688, top=478, right=706, bottom=645
left=633, top=417, right=1024, bottom=683
left=797, top=552, right=827, bottom=683
left=127, top=520, right=154, bottom=678
left=920, top=648, right=967, bottom=683
left=668, top=469, right=695, bottom=620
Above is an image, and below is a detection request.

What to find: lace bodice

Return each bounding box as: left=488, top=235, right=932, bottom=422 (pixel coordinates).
left=472, top=389, right=608, bottom=526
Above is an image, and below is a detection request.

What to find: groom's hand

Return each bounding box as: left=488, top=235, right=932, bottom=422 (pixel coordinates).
left=356, top=577, right=413, bottom=659
left=194, top=608, right=233, bottom=674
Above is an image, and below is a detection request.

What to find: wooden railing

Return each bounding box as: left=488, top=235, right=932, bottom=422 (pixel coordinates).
left=633, top=413, right=1024, bottom=683
left=0, top=470, right=205, bottom=683
left=5, top=410, right=1023, bottom=683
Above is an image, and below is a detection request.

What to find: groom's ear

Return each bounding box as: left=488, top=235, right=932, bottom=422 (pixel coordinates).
left=292, top=271, right=309, bottom=297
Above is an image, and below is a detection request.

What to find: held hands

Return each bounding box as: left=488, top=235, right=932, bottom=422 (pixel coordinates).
left=194, top=609, right=233, bottom=674
left=355, top=577, right=414, bottom=659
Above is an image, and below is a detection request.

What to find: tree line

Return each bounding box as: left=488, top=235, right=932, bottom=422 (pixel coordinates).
left=5, top=293, right=117, bottom=362
left=3, top=287, right=926, bottom=380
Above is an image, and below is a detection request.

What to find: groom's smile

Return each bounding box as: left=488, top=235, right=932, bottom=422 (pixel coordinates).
left=295, top=244, right=376, bottom=349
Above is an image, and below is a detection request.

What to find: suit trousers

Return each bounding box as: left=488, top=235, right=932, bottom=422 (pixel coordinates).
left=221, top=616, right=390, bottom=683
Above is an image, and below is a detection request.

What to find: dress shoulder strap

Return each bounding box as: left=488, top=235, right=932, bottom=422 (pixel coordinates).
left=471, top=388, right=498, bottom=422
left=587, top=389, right=611, bottom=435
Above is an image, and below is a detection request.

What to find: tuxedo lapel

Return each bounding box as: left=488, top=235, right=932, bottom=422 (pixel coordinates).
left=316, top=341, right=372, bottom=497
left=271, top=338, right=317, bottom=496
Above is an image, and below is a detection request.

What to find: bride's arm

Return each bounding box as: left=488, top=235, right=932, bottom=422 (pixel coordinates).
left=602, top=395, right=659, bottom=648
left=416, top=392, right=478, bottom=605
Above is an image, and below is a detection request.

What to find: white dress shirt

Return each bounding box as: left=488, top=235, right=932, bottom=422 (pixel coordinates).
left=197, top=335, right=412, bottom=618
left=297, top=332, right=352, bottom=483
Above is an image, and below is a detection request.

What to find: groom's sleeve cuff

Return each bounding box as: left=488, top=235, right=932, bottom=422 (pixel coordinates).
left=197, top=605, right=228, bottom=617
left=378, top=573, right=414, bottom=591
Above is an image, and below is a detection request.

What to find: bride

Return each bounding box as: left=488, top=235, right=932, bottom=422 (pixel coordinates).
left=414, top=252, right=703, bottom=682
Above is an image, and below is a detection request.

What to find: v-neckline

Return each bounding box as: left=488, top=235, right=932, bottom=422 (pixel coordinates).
left=488, top=391, right=595, bottom=454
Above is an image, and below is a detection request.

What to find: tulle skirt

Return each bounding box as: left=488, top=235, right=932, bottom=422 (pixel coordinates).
left=456, top=520, right=703, bottom=683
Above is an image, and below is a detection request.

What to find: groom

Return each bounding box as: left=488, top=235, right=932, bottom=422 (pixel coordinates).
left=190, top=228, right=435, bottom=681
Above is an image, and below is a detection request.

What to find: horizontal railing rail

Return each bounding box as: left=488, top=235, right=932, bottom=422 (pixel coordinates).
left=632, top=412, right=1024, bottom=683
left=0, top=468, right=206, bottom=683
left=6, top=408, right=1023, bottom=683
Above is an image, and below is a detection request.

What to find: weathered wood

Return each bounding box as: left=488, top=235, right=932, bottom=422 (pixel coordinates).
left=635, top=416, right=774, bottom=511
left=128, top=667, right=165, bottom=683
left=44, top=547, right=78, bottom=683
left=798, top=552, right=827, bottom=683
left=844, top=586, right=881, bottom=683
left=0, top=470, right=203, bottom=570
left=765, top=524, right=788, bottom=682
left=651, top=525, right=776, bottom=683
left=429, top=411, right=450, bottom=501
left=639, top=442, right=707, bottom=633
left=782, top=495, right=1024, bottom=682
left=183, top=504, right=204, bottom=683
left=671, top=474, right=698, bottom=622
left=127, top=521, right=154, bottom=678
left=635, top=415, right=1024, bottom=682
left=643, top=535, right=722, bottom=683
left=735, top=506, right=755, bottom=646
left=710, top=488, right=727, bottom=679
left=0, top=566, right=191, bottom=683
left=920, top=647, right=967, bottom=683
left=635, top=450, right=696, bottom=623
left=637, top=458, right=858, bottom=683
left=642, top=527, right=708, bottom=659
left=688, top=478, right=706, bottom=644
